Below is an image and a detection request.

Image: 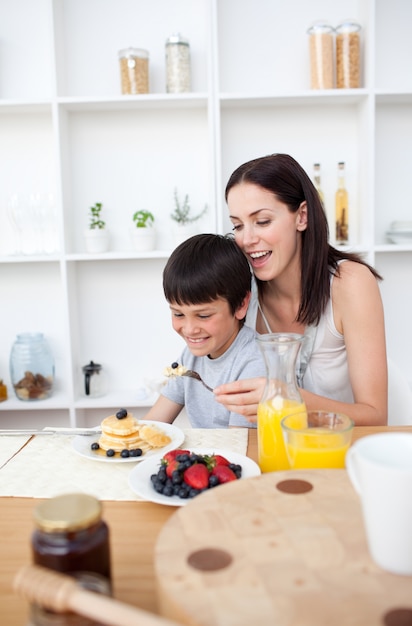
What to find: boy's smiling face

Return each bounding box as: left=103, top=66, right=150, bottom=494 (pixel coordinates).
left=169, top=295, right=250, bottom=360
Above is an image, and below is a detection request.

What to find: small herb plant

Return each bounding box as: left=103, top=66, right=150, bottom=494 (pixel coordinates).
left=133, top=210, right=155, bottom=228
left=88, top=202, right=105, bottom=230
left=170, top=189, right=208, bottom=225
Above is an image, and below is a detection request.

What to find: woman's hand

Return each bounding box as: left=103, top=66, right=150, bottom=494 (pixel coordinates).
left=214, top=377, right=266, bottom=422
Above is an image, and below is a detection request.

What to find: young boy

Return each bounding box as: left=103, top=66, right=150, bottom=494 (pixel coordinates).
left=143, top=233, right=266, bottom=428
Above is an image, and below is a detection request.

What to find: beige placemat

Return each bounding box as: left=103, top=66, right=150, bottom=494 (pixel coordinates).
left=0, top=429, right=248, bottom=501
left=0, top=436, right=33, bottom=469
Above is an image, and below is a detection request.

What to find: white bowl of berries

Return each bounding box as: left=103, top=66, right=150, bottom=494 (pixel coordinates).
left=128, top=448, right=261, bottom=506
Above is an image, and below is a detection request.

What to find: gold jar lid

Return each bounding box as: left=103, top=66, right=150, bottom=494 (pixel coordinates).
left=34, top=493, right=102, bottom=533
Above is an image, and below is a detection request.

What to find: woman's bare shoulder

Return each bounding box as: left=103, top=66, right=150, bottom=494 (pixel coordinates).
left=334, top=260, right=379, bottom=292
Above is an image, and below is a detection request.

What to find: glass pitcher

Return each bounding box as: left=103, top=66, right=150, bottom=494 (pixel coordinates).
left=82, top=361, right=107, bottom=398
left=257, top=333, right=306, bottom=472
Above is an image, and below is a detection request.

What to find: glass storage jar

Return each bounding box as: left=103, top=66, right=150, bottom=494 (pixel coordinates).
left=307, top=21, right=334, bottom=89
left=10, top=332, right=54, bottom=401
left=118, top=47, right=149, bottom=94
left=335, top=20, right=361, bottom=88
left=165, top=33, right=191, bottom=93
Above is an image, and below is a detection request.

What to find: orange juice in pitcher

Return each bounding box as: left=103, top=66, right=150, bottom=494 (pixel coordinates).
left=256, top=333, right=305, bottom=472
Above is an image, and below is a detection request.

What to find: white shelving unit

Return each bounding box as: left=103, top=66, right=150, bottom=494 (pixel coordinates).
left=1, top=0, right=411, bottom=427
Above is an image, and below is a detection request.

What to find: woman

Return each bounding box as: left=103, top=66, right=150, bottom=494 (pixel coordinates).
left=214, top=153, right=387, bottom=425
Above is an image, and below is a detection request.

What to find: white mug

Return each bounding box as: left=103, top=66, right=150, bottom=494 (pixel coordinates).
left=346, top=433, right=412, bottom=575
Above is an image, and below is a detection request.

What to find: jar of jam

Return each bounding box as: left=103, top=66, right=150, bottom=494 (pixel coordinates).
left=30, top=494, right=111, bottom=625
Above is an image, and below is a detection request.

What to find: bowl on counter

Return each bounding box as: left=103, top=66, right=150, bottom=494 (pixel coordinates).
left=386, top=220, right=412, bottom=244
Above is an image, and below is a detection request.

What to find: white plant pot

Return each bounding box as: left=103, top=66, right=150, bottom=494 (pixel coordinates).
left=84, top=229, right=110, bottom=253
left=172, top=223, right=198, bottom=248
left=130, top=227, right=156, bottom=252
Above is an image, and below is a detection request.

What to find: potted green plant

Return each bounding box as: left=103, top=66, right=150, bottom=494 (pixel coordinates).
left=170, top=189, right=208, bottom=246
left=131, top=210, right=156, bottom=251
left=84, top=202, right=110, bottom=253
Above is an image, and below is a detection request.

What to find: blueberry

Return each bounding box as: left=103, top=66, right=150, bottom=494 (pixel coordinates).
left=178, top=486, right=189, bottom=499
left=129, top=448, right=143, bottom=457
left=171, top=362, right=179, bottom=369
left=121, top=449, right=130, bottom=458
left=209, top=475, right=220, bottom=488
left=156, top=467, right=167, bottom=482
left=116, top=408, right=128, bottom=419
left=106, top=449, right=115, bottom=457
left=163, top=484, right=174, bottom=497
left=154, top=481, right=164, bottom=494
left=91, top=442, right=100, bottom=451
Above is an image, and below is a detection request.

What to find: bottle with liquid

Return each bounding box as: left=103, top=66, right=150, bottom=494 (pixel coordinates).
left=256, top=333, right=305, bottom=473
left=313, top=163, right=325, bottom=206
left=335, top=161, right=349, bottom=244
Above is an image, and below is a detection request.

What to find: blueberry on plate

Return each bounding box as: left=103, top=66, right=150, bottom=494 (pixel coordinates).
left=106, top=449, right=115, bottom=457
left=91, top=442, right=100, bottom=451
left=120, top=449, right=130, bottom=458
left=129, top=448, right=143, bottom=457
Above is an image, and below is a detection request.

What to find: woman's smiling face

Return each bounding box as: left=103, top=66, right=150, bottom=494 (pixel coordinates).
left=227, top=182, right=307, bottom=282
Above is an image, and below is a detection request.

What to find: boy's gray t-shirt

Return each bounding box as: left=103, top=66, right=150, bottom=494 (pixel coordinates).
left=161, top=325, right=265, bottom=428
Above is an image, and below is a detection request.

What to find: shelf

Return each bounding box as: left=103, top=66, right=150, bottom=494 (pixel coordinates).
left=0, top=390, right=70, bottom=412
left=219, top=89, right=369, bottom=108
left=66, top=250, right=171, bottom=262
left=57, top=93, right=210, bottom=112
left=1, top=0, right=412, bottom=425
left=74, top=391, right=159, bottom=410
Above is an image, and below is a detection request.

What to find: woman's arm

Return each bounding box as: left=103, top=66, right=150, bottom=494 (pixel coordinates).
left=214, top=263, right=388, bottom=426
left=143, top=394, right=184, bottom=424
left=325, top=261, right=387, bottom=425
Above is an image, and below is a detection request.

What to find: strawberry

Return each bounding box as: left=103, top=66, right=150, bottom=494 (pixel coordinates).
left=162, top=449, right=189, bottom=465
left=183, top=463, right=210, bottom=490
left=211, top=465, right=237, bottom=484
left=161, top=449, right=190, bottom=478
left=211, top=454, right=230, bottom=467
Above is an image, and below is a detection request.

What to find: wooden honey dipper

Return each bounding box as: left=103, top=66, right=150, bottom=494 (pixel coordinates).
left=14, top=564, right=181, bottom=626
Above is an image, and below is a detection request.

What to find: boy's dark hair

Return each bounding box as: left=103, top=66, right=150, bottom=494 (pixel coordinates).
left=163, top=233, right=251, bottom=317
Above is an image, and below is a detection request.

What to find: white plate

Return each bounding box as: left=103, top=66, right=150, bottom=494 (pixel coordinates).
left=72, top=421, right=185, bottom=463
left=128, top=447, right=261, bottom=506
left=386, top=230, right=412, bottom=244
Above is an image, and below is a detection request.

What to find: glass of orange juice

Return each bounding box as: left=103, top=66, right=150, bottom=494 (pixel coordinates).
left=281, top=410, right=354, bottom=469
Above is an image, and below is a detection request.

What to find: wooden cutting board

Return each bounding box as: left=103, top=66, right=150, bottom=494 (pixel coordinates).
left=154, top=470, right=412, bottom=626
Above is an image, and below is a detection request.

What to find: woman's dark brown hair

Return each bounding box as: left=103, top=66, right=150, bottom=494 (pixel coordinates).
left=225, top=153, right=382, bottom=326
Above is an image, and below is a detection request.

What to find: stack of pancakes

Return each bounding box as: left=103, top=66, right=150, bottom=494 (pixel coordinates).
left=99, top=412, right=142, bottom=451
left=98, top=411, right=171, bottom=453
